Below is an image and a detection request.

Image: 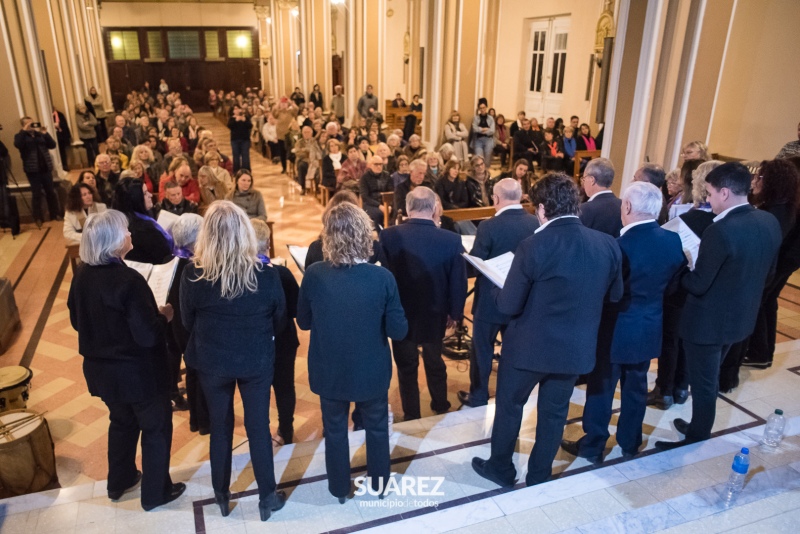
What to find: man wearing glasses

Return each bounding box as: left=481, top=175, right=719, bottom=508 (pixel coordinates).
left=360, top=155, right=393, bottom=230
left=579, top=157, right=623, bottom=237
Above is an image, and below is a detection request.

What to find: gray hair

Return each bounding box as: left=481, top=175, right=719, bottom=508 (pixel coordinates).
left=322, top=202, right=374, bottom=266
left=622, top=181, right=663, bottom=219
left=406, top=186, right=437, bottom=215
left=172, top=213, right=204, bottom=250
left=325, top=121, right=338, bottom=133
left=585, top=157, right=615, bottom=188
left=637, top=163, right=666, bottom=188
left=119, top=170, right=138, bottom=181
left=387, top=134, right=401, bottom=145
left=408, top=159, right=427, bottom=174
left=692, top=160, right=724, bottom=207
left=79, top=209, right=129, bottom=266
left=493, top=178, right=522, bottom=202
left=409, top=134, right=421, bottom=143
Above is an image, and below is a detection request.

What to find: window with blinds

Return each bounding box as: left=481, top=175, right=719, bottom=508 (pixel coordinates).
left=147, top=31, right=164, bottom=59
left=167, top=31, right=201, bottom=59
left=205, top=31, right=220, bottom=59
left=226, top=30, right=253, bottom=59
left=107, top=31, right=140, bottom=60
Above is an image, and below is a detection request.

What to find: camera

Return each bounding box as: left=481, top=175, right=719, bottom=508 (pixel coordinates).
left=31, top=122, right=41, bottom=129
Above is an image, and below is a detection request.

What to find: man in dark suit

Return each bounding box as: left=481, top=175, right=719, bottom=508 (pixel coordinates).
left=579, top=157, right=623, bottom=237
left=656, top=162, right=782, bottom=450
left=380, top=186, right=468, bottom=420
left=458, top=179, right=539, bottom=408
left=513, top=118, right=538, bottom=168
left=472, top=173, right=623, bottom=487
left=561, top=182, right=686, bottom=463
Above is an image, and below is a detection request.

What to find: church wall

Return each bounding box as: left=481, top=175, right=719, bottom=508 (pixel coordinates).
left=98, top=2, right=257, bottom=28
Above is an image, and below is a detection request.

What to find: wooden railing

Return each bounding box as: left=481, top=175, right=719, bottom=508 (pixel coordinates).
left=572, top=150, right=602, bottom=180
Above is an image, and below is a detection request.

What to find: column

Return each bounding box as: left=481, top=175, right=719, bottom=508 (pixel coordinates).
left=272, top=0, right=301, bottom=98
left=298, top=0, right=331, bottom=107
left=255, top=4, right=273, bottom=96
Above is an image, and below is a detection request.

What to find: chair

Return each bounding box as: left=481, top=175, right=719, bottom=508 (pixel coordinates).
left=572, top=150, right=602, bottom=182
left=380, top=191, right=395, bottom=228
left=266, top=221, right=275, bottom=258
left=66, top=244, right=81, bottom=274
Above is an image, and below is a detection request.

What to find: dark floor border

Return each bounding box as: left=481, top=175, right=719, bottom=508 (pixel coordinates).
left=19, top=253, right=68, bottom=368
left=191, top=386, right=771, bottom=534
left=12, top=227, right=50, bottom=291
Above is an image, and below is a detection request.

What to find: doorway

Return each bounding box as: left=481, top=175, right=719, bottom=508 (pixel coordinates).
left=523, top=16, right=570, bottom=123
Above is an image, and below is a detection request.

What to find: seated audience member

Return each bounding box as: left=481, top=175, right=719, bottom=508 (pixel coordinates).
left=579, top=157, right=622, bottom=237
left=539, top=129, right=565, bottom=172
left=63, top=182, right=107, bottom=245
left=562, top=126, right=577, bottom=172
left=293, top=125, right=322, bottom=194
left=321, top=139, right=344, bottom=196
left=509, top=110, right=526, bottom=138
left=166, top=213, right=209, bottom=434
left=438, top=143, right=456, bottom=165
left=95, top=153, right=120, bottom=188
left=392, top=93, right=407, bottom=108
left=443, top=110, right=470, bottom=163
left=435, top=160, right=476, bottom=235
left=403, top=134, right=427, bottom=161
left=360, top=155, right=393, bottom=229
left=513, top=119, right=538, bottom=168
left=394, top=159, right=435, bottom=221
left=776, top=121, right=800, bottom=159
left=67, top=210, right=185, bottom=511
left=490, top=159, right=532, bottom=203
left=744, top=158, right=800, bottom=368
left=131, top=145, right=158, bottom=191
left=465, top=155, right=491, bottom=207
left=228, top=169, right=267, bottom=222
left=409, top=94, right=422, bottom=112
left=197, top=165, right=228, bottom=215
left=562, top=182, right=686, bottom=464
left=109, top=155, right=123, bottom=174
left=113, top=173, right=174, bottom=264
left=575, top=123, right=597, bottom=152
left=204, top=150, right=233, bottom=189
left=160, top=180, right=198, bottom=216
left=357, top=136, right=373, bottom=161
left=251, top=219, right=300, bottom=445
left=158, top=157, right=200, bottom=204
left=180, top=201, right=287, bottom=521
left=298, top=202, right=407, bottom=502
left=493, top=114, right=510, bottom=168
left=425, top=152, right=443, bottom=182
left=367, top=130, right=381, bottom=155
left=680, top=140, right=710, bottom=162
left=79, top=170, right=112, bottom=205
left=387, top=134, right=403, bottom=157
left=391, top=155, right=410, bottom=188
left=472, top=173, right=622, bottom=488
left=338, top=145, right=367, bottom=190
left=104, top=136, right=129, bottom=169
left=380, top=187, right=467, bottom=421
left=376, top=142, right=396, bottom=175
left=470, top=102, right=495, bottom=165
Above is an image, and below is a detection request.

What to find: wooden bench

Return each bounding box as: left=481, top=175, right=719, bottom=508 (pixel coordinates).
left=66, top=244, right=81, bottom=274
left=267, top=220, right=275, bottom=258
left=572, top=150, right=602, bottom=181
left=381, top=191, right=395, bottom=228
left=444, top=204, right=536, bottom=222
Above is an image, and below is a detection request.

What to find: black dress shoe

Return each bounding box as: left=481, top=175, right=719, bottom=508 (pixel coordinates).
left=673, top=418, right=690, bottom=435
left=560, top=439, right=602, bottom=464
left=457, top=391, right=487, bottom=408
left=741, top=357, right=771, bottom=369
left=654, top=439, right=691, bottom=451
left=142, top=482, right=186, bottom=511
left=108, top=470, right=142, bottom=501
left=171, top=394, right=189, bottom=412
left=673, top=389, right=689, bottom=405
left=337, top=496, right=347, bottom=504
left=471, top=457, right=515, bottom=487
left=621, top=449, right=638, bottom=459
left=259, top=490, right=287, bottom=521
left=215, top=491, right=231, bottom=517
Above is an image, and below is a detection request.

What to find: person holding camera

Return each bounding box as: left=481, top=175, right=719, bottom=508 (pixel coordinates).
left=14, top=117, right=62, bottom=224
left=227, top=104, right=252, bottom=173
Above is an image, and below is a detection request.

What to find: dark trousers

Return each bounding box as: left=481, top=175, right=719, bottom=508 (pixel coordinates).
left=185, top=366, right=209, bottom=432
left=57, top=136, right=70, bottom=171
left=273, top=348, right=297, bottom=441
left=487, top=362, right=577, bottom=486
left=580, top=358, right=650, bottom=456
left=748, top=268, right=792, bottom=364
left=320, top=395, right=390, bottom=498
left=82, top=138, right=99, bottom=168
left=104, top=393, right=173, bottom=508
left=364, top=205, right=384, bottom=231
left=95, top=120, right=109, bottom=145
left=230, top=139, right=251, bottom=173
left=540, top=155, right=564, bottom=173
left=720, top=339, right=748, bottom=390
left=199, top=371, right=276, bottom=500
left=297, top=160, right=309, bottom=192
left=683, top=340, right=731, bottom=442
left=493, top=144, right=509, bottom=167
left=268, top=141, right=287, bottom=172
left=25, top=171, right=60, bottom=222
left=391, top=339, right=450, bottom=420
left=656, top=329, right=688, bottom=394
left=469, top=320, right=504, bottom=405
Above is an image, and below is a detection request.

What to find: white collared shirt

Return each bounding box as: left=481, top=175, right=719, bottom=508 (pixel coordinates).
left=495, top=204, right=524, bottom=217
left=619, top=218, right=656, bottom=237
left=534, top=215, right=579, bottom=233
left=713, top=202, right=750, bottom=222
left=588, top=190, right=613, bottom=202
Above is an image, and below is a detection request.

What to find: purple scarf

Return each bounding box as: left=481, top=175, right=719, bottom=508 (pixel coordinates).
left=257, top=253, right=271, bottom=265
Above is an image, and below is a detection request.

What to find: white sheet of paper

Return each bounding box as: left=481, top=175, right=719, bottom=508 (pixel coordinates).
left=123, top=259, right=153, bottom=281
left=124, top=257, right=179, bottom=307
left=668, top=203, right=692, bottom=222
left=461, top=235, right=476, bottom=252
left=662, top=217, right=701, bottom=270
left=157, top=210, right=181, bottom=233
left=287, top=245, right=309, bottom=273
left=463, top=251, right=514, bottom=288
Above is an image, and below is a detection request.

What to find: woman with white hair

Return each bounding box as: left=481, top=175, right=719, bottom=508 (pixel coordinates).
left=67, top=209, right=185, bottom=511
left=180, top=201, right=287, bottom=521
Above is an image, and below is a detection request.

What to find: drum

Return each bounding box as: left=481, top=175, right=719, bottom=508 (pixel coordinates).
left=0, top=366, right=32, bottom=413
left=0, top=410, right=59, bottom=498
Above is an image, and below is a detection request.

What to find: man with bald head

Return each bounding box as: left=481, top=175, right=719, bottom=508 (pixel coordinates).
left=360, top=155, right=393, bottom=229
left=459, top=179, right=539, bottom=408
left=380, top=187, right=468, bottom=420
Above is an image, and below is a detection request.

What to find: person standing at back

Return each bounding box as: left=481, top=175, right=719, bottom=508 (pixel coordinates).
left=14, top=117, right=62, bottom=224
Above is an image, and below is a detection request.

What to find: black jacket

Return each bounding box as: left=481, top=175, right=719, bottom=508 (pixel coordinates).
left=465, top=176, right=490, bottom=208
left=227, top=116, right=252, bottom=141
left=274, top=264, right=300, bottom=355
left=579, top=192, right=623, bottom=237
left=434, top=176, right=469, bottom=210
left=68, top=262, right=170, bottom=403
left=14, top=130, right=56, bottom=174
left=359, top=169, right=393, bottom=209
left=513, top=130, right=537, bottom=158
left=160, top=198, right=198, bottom=216
left=393, top=178, right=435, bottom=218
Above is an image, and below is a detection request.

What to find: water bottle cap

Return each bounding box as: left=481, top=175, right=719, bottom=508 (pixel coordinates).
left=775, top=409, right=783, bottom=415
left=741, top=447, right=749, bottom=455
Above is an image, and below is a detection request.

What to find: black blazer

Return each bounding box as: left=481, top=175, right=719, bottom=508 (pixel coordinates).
left=321, top=155, right=340, bottom=190
left=763, top=202, right=795, bottom=239
left=180, top=263, right=287, bottom=378
left=309, top=91, right=324, bottom=109
left=512, top=130, right=537, bottom=158
left=126, top=214, right=173, bottom=265
left=469, top=208, right=539, bottom=324
left=380, top=218, right=468, bottom=342
left=297, top=262, right=407, bottom=401
left=579, top=192, right=623, bottom=237
left=434, top=176, right=469, bottom=210
left=166, top=257, right=192, bottom=353
left=68, top=262, right=170, bottom=403
left=599, top=222, right=686, bottom=365
left=495, top=217, right=623, bottom=375
left=274, top=264, right=300, bottom=355
left=679, top=205, right=782, bottom=345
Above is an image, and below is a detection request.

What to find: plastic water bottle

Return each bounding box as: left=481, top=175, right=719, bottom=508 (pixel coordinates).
left=762, top=409, right=786, bottom=448
left=723, top=448, right=749, bottom=503
left=388, top=404, right=394, bottom=435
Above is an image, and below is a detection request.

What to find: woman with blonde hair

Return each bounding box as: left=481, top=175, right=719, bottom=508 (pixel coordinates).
left=204, top=150, right=233, bottom=189
left=443, top=110, right=469, bottom=162
left=298, top=202, right=407, bottom=502
left=180, top=201, right=287, bottom=521
left=197, top=165, right=228, bottom=215
left=681, top=140, right=710, bottom=162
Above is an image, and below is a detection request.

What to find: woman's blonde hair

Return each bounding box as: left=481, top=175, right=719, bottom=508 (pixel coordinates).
left=192, top=201, right=260, bottom=299
left=132, top=144, right=154, bottom=164
left=322, top=202, right=374, bottom=267
left=691, top=160, right=724, bottom=207
left=250, top=219, right=272, bottom=256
